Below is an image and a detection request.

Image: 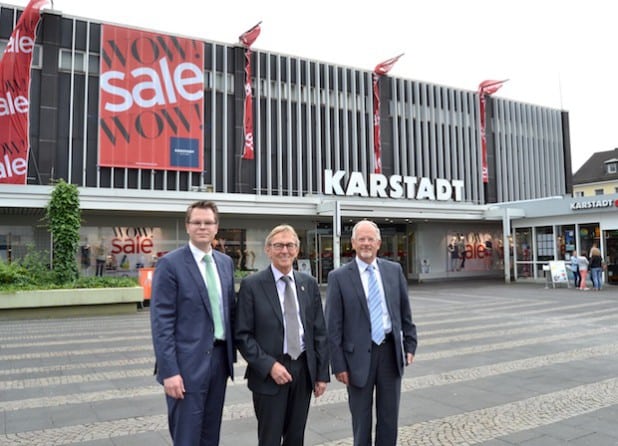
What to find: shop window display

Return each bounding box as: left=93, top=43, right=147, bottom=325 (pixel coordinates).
left=579, top=224, right=600, bottom=257
left=445, top=230, right=502, bottom=272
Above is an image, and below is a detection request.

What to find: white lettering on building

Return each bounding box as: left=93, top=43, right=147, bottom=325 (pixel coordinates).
left=570, top=199, right=617, bottom=211
left=0, top=92, right=29, bottom=116
left=5, top=29, right=35, bottom=54
left=324, top=169, right=465, bottom=201
left=100, top=58, right=203, bottom=113
left=0, top=155, right=28, bottom=179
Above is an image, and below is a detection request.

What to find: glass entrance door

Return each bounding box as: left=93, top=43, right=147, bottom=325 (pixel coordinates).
left=603, top=230, right=618, bottom=285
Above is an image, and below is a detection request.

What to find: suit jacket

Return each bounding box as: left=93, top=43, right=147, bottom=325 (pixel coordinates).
left=235, top=267, right=330, bottom=395
left=150, top=245, right=236, bottom=392
left=326, top=258, right=417, bottom=388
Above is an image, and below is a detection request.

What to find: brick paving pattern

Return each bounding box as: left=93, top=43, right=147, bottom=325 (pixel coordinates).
left=0, top=280, right=617, bottom=445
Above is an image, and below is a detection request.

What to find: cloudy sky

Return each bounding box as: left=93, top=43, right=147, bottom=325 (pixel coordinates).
left=9, top=0, right=617, bottom=172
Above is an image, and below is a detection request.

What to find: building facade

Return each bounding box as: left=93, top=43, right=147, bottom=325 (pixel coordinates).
left=0, top=4, right=574, bottom=283
left=490, top=195, right=618, bottom=285
left=572, top=148, right=618, bottom=197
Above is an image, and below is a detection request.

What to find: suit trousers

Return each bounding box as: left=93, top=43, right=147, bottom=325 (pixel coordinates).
left=166, top=344, right=228, bottom=446
left=252, top=352, right=312, bottom=446
left=347, top=336, right=401, bottom=446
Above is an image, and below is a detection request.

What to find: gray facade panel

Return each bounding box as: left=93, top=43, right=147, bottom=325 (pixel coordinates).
left=0, top=5, right=569, bottom=205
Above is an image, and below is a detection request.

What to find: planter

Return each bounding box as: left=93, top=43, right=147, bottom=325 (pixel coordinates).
left=0, top=287, right=144, bottom=319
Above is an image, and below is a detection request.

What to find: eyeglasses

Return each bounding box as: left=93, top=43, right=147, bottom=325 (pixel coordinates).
left=270, top=242, right=298, bottom=251
left=188, top=220, right=218, bottom=227
left=354, top=237, right=378, bottom=243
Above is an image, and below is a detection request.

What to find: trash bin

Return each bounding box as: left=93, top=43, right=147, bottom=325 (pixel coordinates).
left=138, top=267, right=155, bottom=300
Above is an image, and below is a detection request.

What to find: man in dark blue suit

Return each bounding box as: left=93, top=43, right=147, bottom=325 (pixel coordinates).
left=326, top=220, right=417, bottom=446
left=235, top=224, right=330, bottom=445
left=150, top=201, right=236, bottom=446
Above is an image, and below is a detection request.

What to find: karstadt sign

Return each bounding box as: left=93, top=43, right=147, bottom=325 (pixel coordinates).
left=570, top=199, right=618, bottom=211
left=324, top=169, right=465, bottom=201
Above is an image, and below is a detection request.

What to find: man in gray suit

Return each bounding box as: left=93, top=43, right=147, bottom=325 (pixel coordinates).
left=326, top=220, right=417, bottom=446
left=236, top=224, right=330, bottom=445
left=150, top=201, right=236, bottom=446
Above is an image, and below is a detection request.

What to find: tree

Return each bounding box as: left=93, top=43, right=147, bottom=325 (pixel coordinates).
left=46, top=180, right=81, bottom=284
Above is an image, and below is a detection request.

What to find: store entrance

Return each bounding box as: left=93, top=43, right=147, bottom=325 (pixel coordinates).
left=310, top=223, right=409, bottom=284
left=603, top=230, right=618, bottom=285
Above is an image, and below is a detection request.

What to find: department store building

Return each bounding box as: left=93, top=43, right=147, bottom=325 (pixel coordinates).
left=3, top=3, right=615, bottom=285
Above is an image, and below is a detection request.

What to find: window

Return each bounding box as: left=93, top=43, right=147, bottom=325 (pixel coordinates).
left=574, top=191, right=584, bottom=197
left=58, top=49, right=99, bottom=74
left=606, top=162, right=617, bottom=174
left=594, top=189, right=604, bottom=196
left=0, top=40, right=42, bottom=68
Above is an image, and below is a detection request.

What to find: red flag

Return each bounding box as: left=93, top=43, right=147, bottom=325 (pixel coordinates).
left=241, top=49, right=255, bottom=160
left=478, top=79, right=507, bottom=96
left=373, top=53, right=404, bottom=76
left=372, top=53, right=403, bottom=173
left=372, top=74, right=382, bottom=173
left=477, top=79, right=508, bottom=183
left=0, top=0, right=48, bottom=184
left=239, top=22, right=261, bottom=48
left=240, top=22, right=261, bottom=160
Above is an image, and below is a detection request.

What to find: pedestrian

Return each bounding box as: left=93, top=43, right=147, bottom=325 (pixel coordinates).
left=150, top=200, right=236, bottom=446
left=569, top=250, right=580, bottom=288
left=326, top=219, right=418, bottom=446
left=589, top=246, right=603, bottom=291
left=235, top=224, right=330, bottom=445
left=447, top=237, right=459, bottom=271
left=577, top=252, right=590, bottom=290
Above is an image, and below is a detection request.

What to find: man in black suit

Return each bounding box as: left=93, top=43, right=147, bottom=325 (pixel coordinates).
left=235, top=224, right=330, bottom=446
left=326, top=220, right=417, bottom=446
left=150, top=201, right=236, bottom=446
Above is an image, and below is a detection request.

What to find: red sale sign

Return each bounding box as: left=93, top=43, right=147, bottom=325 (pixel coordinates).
left=0, top=0, right=47, bottom=184
left=98, top=25, right=204, bottom=171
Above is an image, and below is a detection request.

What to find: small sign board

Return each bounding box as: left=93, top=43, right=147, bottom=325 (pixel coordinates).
left=548, top=261, right=569, bottom=288
left=297, top=259, right=312, bottom=276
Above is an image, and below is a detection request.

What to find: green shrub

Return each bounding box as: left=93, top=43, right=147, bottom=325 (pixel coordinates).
left=0, top=244, right=138, bottom=292
left=19, top=244, right=54, bottom=285
left=0, top=260, right=31, bottom=286
left=72, top=276, right=138, bottom=289
left=46, top=180, right=81, bottom=285
left=0, top=243, right=54, bottom=289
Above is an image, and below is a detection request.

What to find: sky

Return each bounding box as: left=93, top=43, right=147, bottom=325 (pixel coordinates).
left=8, top=0, right=618, bottom=172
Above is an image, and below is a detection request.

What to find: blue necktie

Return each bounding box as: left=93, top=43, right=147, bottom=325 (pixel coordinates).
left=367, top=265, right=385, bottom=344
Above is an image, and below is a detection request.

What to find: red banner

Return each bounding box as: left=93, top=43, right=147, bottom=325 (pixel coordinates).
left=239, top=22, right=261, bottom=160
left=98, top=25, right=204, bottom=171
left=478, top=79, right=507, bottom=183
left=372, top=54, right=403, bottom=173
left=372, top=74, right=382, bottom=173
left=242, top=49, right=255, bottom=160
left=0, top=0, right=47, bottom=184
left=239, top=22, right=261, bottom=48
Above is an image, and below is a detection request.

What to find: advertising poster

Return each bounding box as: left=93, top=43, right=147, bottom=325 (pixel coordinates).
left=549, top=261, right=569, bottom=284
left=98, top=25, right=204, bottom=171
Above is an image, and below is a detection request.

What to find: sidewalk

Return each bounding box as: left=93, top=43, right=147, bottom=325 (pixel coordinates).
left=0, top=279, right=617, bottom=445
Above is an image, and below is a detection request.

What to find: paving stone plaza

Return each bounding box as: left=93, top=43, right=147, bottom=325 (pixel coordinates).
left=1, top=280, right=617, bottom=446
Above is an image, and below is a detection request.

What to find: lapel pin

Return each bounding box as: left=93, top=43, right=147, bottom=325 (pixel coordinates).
left=301, top=286, right=305, bottom=291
